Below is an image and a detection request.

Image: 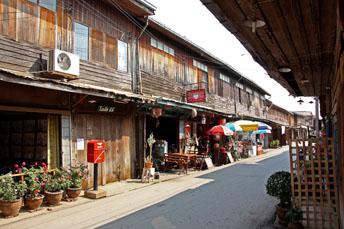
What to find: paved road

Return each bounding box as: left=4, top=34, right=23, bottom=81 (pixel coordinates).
left=99, top=151, right=289, bottom=229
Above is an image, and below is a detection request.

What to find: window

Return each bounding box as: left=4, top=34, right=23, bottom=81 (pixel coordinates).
left=193, top=59, right=208, bottom=72
left=150, top=38, right=157, bottom=48
left=151, top=38, right=174, bottom=56
left=118, top=40, right=128, bottom=72
left=163, top=44, right=169, bottom=53
left=219, top=73, right=230, bottom=83
left=168, top=47, right=175, bottom=56
left=39, top=0, right=56, bottom=12
left=74, top=22, right=89, bottom=61
left=157, top=41, right=163, bottom=50
left=238, top=88, right=242, bottom=103
left=199, top=70, right=208, bottom=92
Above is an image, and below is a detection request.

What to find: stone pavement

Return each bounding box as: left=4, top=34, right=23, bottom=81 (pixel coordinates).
left=0, top=146, right=288, bottom=229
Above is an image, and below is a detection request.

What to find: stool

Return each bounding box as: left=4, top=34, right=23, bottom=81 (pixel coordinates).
left=141, top=167, right=155, bottom=183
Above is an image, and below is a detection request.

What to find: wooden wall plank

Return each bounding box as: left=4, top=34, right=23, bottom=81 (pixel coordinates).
left=17, top=0, right=38, bottom=45
left=39, top=7, right=55, bottom=48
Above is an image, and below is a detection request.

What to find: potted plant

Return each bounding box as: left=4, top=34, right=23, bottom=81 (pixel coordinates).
left=66, top=164, right=88, bottom=199
left=286, top=207, right=303, bottom=229
left=44, top=170, right=70, bottom=206
left=266, top=171, right=291, bottom=224
left=0, top=176, right=27, bottom=218
left=23, top=165, right=45, bottom=211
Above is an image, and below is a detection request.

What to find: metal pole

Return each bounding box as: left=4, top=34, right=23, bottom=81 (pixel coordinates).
left=315, top=97, right=320, bottom=137
left=94, top=163, right=98, bottom=191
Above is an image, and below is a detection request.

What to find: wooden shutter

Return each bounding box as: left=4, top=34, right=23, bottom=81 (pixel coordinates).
left=39, top=7, right=55, bottom=48
left=91, top=29, right=105, bottom=63
left=0, top=0, right=17, bottom=39
left=105, top=35, right=117, bottom=68
left=17, top=0, right=38, bottom=44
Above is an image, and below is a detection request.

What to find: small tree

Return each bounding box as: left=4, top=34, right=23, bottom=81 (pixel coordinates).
left=266, top=171, right=291, bottom=207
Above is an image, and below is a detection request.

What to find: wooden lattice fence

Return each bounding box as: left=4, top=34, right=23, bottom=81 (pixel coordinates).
left=289, top=137, right=339, bottom=229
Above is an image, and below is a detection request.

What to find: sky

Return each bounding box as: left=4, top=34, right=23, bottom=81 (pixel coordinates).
left=147, top=0, right=316, bottom=114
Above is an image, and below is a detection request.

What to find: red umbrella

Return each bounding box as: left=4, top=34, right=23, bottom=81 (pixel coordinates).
left=207, top=125, right=234, bottom=136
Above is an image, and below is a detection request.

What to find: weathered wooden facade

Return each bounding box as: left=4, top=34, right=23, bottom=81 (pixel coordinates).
left=0, top=0, right=155, bottom=184
left=201, top=0, right=344, bottom=227
left=139, top=19, right=270, bottom=119
left=0, top=0, right=304, bottom=187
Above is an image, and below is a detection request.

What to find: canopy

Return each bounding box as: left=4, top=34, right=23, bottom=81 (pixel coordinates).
left=258, top=122, right=272, bottom=130
left=234, top=120, right=259, bottom=131
left=224, top=122, right=243, bottom=132
left=207, top=125, right=234, bottom=136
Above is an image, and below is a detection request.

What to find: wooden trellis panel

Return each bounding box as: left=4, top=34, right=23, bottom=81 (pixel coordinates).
left=289, top=137, right=339, bottom=229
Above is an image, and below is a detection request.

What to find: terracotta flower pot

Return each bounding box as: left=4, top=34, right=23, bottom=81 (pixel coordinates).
left=44, top=190, right=63, bottom=206
left=24, top=195, right=44, bottom=211
left=288, top=222, right=304, bottom=229
left=66, top=187, right=82, bottom=199
left=145, top=161, right=153, bottom=168
left=0, top=198, right=22, bottom=218
left=276, top=204, right=288, bottom=225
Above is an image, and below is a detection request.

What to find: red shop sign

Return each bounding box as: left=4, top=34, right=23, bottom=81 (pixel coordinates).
left=186, top=89, right=206, bottom=103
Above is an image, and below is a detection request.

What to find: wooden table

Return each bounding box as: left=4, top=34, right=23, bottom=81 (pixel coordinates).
left=169, top=153, right=197, bottom=165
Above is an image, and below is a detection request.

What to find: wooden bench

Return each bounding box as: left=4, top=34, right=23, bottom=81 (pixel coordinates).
left=164, top=154, right=189, bottom=174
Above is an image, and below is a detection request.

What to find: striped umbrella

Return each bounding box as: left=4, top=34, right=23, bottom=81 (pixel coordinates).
left=234, top=120, right=259, bottom=131
left=207, top=125, right=234, bottom=136
left=224, top=122, right=243, bottom=132
left=253, top=129, right=272, bottom=134
left=258, top=122, right=272, bottom=130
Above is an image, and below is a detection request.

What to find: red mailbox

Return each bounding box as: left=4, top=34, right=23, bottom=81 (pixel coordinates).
left=87, top=140, right=105, bottom=163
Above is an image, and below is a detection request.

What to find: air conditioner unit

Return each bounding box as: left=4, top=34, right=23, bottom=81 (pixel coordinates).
left=48, top=49, right=79, bottom=79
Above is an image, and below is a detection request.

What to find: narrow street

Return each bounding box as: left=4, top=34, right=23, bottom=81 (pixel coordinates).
left=99, top=150, right=289, bottom=229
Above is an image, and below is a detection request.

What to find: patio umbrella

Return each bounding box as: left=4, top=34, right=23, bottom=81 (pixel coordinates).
left=207, top=125, right=234, bottom=136
left=254, top=129, right=272, bottom=134
left=224, top=122, right=243, bottom=132
left=258, top=122, right=272, bottom=130
left=234, top=120, right=259, bottom=131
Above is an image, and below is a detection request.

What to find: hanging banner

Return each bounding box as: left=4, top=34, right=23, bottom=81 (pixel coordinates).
left=186, top=89, right=206, bottom=103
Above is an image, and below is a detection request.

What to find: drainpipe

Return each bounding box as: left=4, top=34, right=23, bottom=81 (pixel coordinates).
left=136, top=17, right=149, bottom=94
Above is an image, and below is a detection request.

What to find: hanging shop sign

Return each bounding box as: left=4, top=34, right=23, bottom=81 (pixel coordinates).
left=186, top=89, right=206, bottom=103
left=97, top=105, right=115, bottom=112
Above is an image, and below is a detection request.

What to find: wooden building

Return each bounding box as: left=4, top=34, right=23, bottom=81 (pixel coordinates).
left=0, top=0, right=156, bottom=184
left=265, top=103, right=293, bottom=147
left=201, top=0, right=344, bottom=227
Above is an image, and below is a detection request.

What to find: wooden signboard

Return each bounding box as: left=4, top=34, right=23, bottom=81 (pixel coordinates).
left=227, top=152, right=234, bottom=163
left=204, top=157, right=214, bottom=169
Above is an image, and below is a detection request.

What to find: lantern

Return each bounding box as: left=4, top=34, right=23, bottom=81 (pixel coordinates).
left=201, top=114, right=206, bottom=124
left=218, top=118, right=226, bottom=125
left=152, top=107, right=162, bottom=118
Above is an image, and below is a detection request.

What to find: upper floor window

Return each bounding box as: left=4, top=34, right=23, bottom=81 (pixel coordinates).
left=74, top=22, right=89, bottom=61
left=28, top=0, right=56, bottom=12
left=118, top=40, right=128, bottom=72
left=219, top=73, right=230, bottom=83
left=151, top=38, right=174, bottom=56
left=193, top=59, right=208, bottom=72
